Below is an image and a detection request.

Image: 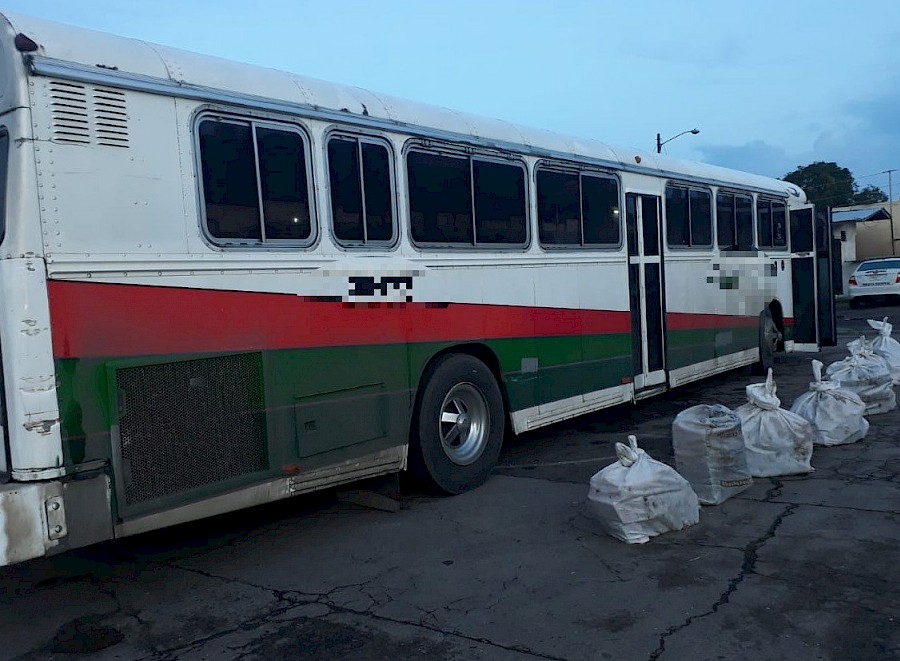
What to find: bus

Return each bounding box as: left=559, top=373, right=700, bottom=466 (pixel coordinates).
left=0, top=12, right=835, bottom=566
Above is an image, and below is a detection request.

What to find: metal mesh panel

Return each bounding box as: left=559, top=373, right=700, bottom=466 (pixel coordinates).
left=116, top=353, right=268, bottom=506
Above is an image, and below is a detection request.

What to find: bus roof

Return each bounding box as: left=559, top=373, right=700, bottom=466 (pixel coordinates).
left=1, top=11, right=806, bottom=202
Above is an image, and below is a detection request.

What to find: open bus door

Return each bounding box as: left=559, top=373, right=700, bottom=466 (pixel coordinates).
left=788, top=204, right=836, bottom=349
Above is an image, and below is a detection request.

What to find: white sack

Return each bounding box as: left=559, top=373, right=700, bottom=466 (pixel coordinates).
left=672, top=404, right=753, bottom=505
left=826, top=336, right=896, bottom=415
left=789, top=359, right=868, bottom=446
left=586, top=435, right=700, bottom=544
left=735, top=369, right=814, bottom=477
left=867, top=317, right=900, bottom=385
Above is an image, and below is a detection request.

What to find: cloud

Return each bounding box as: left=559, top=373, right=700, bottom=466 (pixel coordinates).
left=696, top=79, right=900, bottom=195
left=696, top=140, right=804, bottom=179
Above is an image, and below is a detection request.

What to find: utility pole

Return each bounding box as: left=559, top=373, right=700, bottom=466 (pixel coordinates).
left=884, top=169, right=897, bottom=255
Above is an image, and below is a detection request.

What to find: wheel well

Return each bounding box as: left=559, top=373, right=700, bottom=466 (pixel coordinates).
left=410, top=344, right=509, bottom=437
left=767, top=299, right=785, bottom=351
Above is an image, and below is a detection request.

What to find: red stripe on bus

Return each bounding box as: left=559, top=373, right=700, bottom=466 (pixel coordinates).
left=666, top=312, right=759, bottom=331
left=47, top=281, right=632, bottom=359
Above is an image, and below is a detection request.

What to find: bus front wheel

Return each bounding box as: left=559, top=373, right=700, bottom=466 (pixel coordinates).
left=410, top=354, right=505, bottom=495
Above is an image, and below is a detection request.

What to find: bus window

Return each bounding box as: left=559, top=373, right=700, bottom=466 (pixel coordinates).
left=256, top=127, right=311, bottom=240
left=665, top=186, right=689, bottom=246
left=717, top=192, right=755, bottom=252
left=757, top=199, right=772, bottom=247
left=198, top=118, right=313, bottom=244
left=735, top=195, right=754, bottom=250
left=362, top=143, right=394, bottom=242
left=689, top=189, right=712, bottom=246
left=538, top=170, right=580, bottom=245
left=199, top=120, right=261, bottom=240
left=408, top=149, right=528, bottom=247
left=473, top=159, right=526, bottom=244
left=757, top=197, right=787, bottom=249
left=537, top=168, right=619, bottom=248
left=408, top=151, right=472, bottom=244
left=0, top=132, right=7, bottom=245
left=328, top=137, right=395, bottom=245
left=772, top=201, right=787, bottom=248
left=666, top=185, right=712, bottom=249
left=582, top=175, right=620, bottom=245
left=716, top=192, right=735, bottom=249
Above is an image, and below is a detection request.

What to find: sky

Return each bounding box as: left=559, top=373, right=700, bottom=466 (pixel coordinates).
left=4, top=1, right=900, bottom=199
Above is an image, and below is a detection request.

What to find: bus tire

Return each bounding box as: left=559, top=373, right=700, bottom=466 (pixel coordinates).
left=410, top=354, right=505, bottom=495
left=752, top=309, right=779, bottom=375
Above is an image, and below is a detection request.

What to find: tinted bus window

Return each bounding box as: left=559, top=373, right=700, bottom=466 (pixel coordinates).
left=718, top=192, right=754, bottom=251
left=362, top=143, right=394, bottom=242
left=772, top=201, right=787, bottom=248
left=735, top=195, right=753, bottom=250
left=665, top=186, right=690, bottom=246
left=538, top=170, right=580, bottom=245
left=757, top=199, right=772, bottom=247
left=408, top=151, right=472, bottom=244
left=328, top=137, right=394, bottom=244
left=198, top=118, right=313, bottom=244
left=539, top=169, right=619, bottom=247
left=473, top=160, right=526, bottom=244
left=716, top=192, right=735, bottom=249
left=256, top=127, right=310, bottom=240
left=199, top=120, right=261, bottom=240
left=689, top=189, right=712, bottom=246
left=582, top=175, right=620, bottom=245
left=408, top=149, right=528, bottom=247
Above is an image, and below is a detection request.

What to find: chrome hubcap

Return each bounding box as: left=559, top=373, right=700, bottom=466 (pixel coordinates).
left=439, top=383, right=489, bottom=466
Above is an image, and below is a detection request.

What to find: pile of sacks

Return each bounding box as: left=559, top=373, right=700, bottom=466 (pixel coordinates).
left=826, top=336, right=895, bottom=414
left=587, top=339, right=892, bottom=543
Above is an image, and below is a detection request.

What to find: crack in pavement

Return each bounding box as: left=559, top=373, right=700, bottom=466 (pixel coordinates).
left=647, top=481, right=798, bottom=661
left=147, top=561, right=565, bottom=660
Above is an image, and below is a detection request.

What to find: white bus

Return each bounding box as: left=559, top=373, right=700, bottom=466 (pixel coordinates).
left=0, top=13, right=834, bottom=565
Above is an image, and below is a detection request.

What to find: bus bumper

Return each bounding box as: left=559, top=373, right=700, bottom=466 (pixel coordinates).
left=0, top=474, right=112, bottom=566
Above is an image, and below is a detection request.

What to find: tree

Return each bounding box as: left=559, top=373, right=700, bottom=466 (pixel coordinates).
left=853, top=184, right=889, bottom=205
left=783, top=161, right=887, bottom=208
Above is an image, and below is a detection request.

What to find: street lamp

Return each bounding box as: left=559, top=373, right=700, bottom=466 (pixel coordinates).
left=656, top=128, right=700, bottom=154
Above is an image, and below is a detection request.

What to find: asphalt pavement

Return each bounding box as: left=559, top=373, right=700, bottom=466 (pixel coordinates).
left=1, top=300, right=898, bottom=660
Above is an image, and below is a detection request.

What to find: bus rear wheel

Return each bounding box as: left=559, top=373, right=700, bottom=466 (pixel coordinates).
left=752, top=309, right=780, bottom=375
left=410, top=354, right=505, bottom=495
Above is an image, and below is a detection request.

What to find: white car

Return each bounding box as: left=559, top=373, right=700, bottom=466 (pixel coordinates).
left=848, top=258, right=900, bottom=307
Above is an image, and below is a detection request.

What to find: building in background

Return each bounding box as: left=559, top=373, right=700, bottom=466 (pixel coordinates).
left=830, top=203, right=897, bottom=294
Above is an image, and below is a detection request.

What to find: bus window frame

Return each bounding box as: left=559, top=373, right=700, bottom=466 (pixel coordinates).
left=193, top=111, right=318, bottom=250
left=534, top=160, right=623, bottom=252
left=756, top=195, right=789, bottom=251
left=664, top=182, right=714, bottom=251
left=715, top=189, right=756, bottom=253
left=323, top=128, right=399, bottom=251
left=405, top=142, right=531, bottom=251
left=0, top=129, right=8, bottom=246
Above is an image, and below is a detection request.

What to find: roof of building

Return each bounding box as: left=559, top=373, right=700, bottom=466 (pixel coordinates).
left=832, top=207, right=892, bottom=224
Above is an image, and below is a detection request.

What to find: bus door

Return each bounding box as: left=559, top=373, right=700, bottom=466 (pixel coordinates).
left=815, top=206, right=837, bottom=346
left=789, top=204, right=834, bottom=348
left=625, top=193, right=666, bottom=391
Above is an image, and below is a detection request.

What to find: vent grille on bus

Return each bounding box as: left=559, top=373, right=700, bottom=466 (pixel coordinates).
left=115, top=353, right=269, bottom=508
left=93, top=87, right=129, bottom=147
left=49, top=80, right=90, bottom=145
left=48, top=80, right=129, bottom=148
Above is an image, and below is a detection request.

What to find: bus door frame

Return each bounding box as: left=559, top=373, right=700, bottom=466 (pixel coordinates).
left=625, top=192, right=667, bottom=391
left=788, top=203, right=834, bottom=350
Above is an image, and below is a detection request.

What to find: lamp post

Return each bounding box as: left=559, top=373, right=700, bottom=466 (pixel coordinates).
left=656, top=128, right=700, bottom=154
